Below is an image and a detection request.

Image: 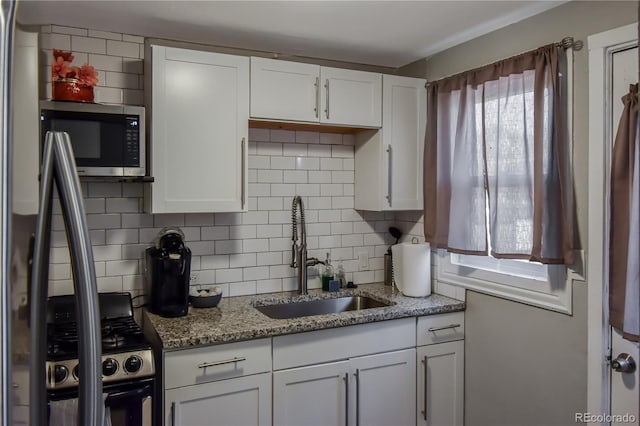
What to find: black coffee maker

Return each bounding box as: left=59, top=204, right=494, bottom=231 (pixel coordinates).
left=145, top=227, right=191, bottom=317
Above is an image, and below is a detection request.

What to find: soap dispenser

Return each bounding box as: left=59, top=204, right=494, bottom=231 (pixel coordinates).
left=321, top=252, right=334, bottom=291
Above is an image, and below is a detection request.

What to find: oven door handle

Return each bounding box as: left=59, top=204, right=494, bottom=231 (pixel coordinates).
left=105, top=384, right=153, bottom=404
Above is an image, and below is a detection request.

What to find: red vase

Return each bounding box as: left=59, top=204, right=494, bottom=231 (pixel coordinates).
left=52, top=79, right=94, bottom=102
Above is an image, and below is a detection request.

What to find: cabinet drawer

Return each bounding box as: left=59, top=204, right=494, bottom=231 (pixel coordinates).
left=164, top=338, right=271, bottom=389
left=417, top=312, right=464, bottom=346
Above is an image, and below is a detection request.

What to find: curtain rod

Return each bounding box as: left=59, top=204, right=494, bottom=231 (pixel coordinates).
left=556, top=36, right=583, bottom=51
left=425, top=36, right=583, bottom=88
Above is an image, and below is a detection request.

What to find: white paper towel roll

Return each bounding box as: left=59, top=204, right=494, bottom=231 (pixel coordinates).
left=391, top=242, right=431, bottom=297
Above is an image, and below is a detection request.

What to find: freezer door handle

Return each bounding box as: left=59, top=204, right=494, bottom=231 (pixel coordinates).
left=30, top=131, right=103, bottom=426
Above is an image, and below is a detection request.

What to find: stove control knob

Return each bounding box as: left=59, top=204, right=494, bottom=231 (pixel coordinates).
left=54, top=365, right=68, bottom=384
left=102, top=358, right=119, bottom=376
left=124, top=355, right=142, bottom=373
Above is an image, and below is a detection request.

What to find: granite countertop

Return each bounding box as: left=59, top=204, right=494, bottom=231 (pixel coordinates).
left=144, top=283, right=465, bottom=350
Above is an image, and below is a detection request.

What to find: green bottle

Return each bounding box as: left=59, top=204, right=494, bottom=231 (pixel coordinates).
left=322, top=252, right=334, bottom=291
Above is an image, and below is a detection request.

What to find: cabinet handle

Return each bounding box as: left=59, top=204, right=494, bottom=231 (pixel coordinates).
left=421, top=356, right=428, bottom=422
left=197, top=356, right=246, bottom=369
left=355, top=369, right=361, bottom=426
left=172, top=401, right=180, bottom=425
left=427, top=323, right=461, bottom=332
left=314, top=77, right=320, bottom=118
left=386, top=145, right=392, bottom=206
left=241, top=137, right=246, bottom=210
left=344, top=373, right=349, bottom=426
left=324, top=79, right=330, bottom=119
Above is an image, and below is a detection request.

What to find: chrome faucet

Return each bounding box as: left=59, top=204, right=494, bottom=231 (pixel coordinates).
left=290, top=196, right=325, bottom=294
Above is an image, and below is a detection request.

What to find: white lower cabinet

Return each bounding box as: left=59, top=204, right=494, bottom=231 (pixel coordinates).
left=273, top=360, right=349, bottom=426
left=163, top=339, right=272, bottom=426
left=166, top=372, right=271, bottom=426
left=416, top=313, right=465, bottom=426
left=273, top=350, right=415, bottom=426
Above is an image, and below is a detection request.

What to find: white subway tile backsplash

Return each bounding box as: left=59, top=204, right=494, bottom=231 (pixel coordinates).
left=295, top=157, right=320, bottom=170
left=229, top=253, right=257, bottom=268
left=230, top=225, right=257, bottom=240
left=217, top=268, right=243, bottom=283
left=44, top=26, right=411, bottom=296
left=71, top=36, right=106, bottom=54
left=107, top=40, right=140, bottom=58
left=53, top=25, right=88, bottom=36
left=320, top=133, right=342, bottom=145
left=88, top=29, right=121, bottom=40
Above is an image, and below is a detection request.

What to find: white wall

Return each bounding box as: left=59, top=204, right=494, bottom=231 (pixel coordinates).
left=40, top=25, right=411, bottom=298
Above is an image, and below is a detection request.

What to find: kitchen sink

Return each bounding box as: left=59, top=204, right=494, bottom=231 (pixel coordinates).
left=254, top=295, right=392, bottom=319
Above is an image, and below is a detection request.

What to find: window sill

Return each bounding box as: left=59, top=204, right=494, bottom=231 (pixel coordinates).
left=435, top=249, right=583, bottom=315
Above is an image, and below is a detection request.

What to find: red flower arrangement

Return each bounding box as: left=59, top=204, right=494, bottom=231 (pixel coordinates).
left=52, top=49, right=99, bottom=102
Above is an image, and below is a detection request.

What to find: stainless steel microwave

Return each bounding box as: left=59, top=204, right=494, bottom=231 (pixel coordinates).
left=40, top=100, right=145, bottom=177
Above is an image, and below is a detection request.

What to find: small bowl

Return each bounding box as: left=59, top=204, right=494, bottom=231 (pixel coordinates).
left=189, top=291, right=222, bottom=308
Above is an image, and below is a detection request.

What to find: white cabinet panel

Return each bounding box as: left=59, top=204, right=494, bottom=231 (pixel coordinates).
left=166, top=372, right=271, bottom=426
left=148, top=45, right=248, bottom=213
left=273, top=360, right=349, bottom=426
left=250, top=57, right=320, bottom=122
left=355, top=74, right=425, bottom=211
left=12, top=27, right=39, bottom=215
left=351, top=349, right=416, bottom=426
left=320, top=67, right=382, bottom=127
left=249, top=57, right=381, bottom=128
left=417, top=340, right=464, bottom=426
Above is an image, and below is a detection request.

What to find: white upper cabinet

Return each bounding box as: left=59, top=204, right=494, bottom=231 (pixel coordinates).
left=355, top=74, right=426, bottom=211
left=250, top=57, right=320, bottom=122
left=320, top=66, right=382, bottom=127
left=250, top=57, right=382, bottom=128
left=147, top=45, right=249, bottom=213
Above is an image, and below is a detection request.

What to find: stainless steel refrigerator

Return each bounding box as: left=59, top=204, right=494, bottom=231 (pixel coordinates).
left=1, top=1, right=104, bottom=424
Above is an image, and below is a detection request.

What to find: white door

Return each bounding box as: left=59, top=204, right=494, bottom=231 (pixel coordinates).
left=273, top=360, right=349, bottom=426
left=165, top=372, right=271, bottom=426
left=417, top=341, right=464, bottom=426
left=610, top=46, right=639, bottom=425
left=350, top=349, right=416, bottom=426
left=320, top=67, right=382, bottom=127
left=149, top=45, right=248, bottom=213
left=250, top=57, right=320, bottom=122
left=382, top=75, right=426, bottom=210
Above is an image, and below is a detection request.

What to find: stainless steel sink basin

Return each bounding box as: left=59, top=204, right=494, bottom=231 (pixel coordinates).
left=254, top=296, right=391, bottom=319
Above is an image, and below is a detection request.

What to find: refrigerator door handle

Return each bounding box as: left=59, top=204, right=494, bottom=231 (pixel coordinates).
left=30, top=131, right=56, bottom=426
left=30, top=131, right=103, bottom=426
left=52, top=132, right=103, bottom=425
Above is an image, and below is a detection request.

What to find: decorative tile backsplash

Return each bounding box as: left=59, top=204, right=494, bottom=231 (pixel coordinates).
left=40, top=25, right=431, bottom=299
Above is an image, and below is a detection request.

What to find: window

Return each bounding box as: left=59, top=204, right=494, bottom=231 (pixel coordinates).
left=424, top=44, right=577, bottom=313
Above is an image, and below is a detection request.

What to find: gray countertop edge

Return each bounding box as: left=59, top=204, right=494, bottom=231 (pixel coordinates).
left=143, top=283, right=466, bottom=350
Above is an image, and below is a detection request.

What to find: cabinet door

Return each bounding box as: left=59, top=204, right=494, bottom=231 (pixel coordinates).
left=250, top=57, right=320, bottom=122
left=165, top=372, right=271, bottom=426
left=320, top=67, right=382, bottom=127
left=12, top=27, right=39, bottom=215
left=351, top=349, right=416, bottom=426
left=149, top=45, right=248, bottom=213
left=417, top=341, right=464, bottom=426
left=273, top=360, right=349, bottom=426
left=383, top=75, right=426, bottom=210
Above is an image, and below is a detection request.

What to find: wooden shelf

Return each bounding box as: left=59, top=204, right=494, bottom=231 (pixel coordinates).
left=249, top=119, right=378, bottom=134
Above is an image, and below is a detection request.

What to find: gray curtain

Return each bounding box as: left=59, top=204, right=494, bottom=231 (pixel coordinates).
left=610, top=83, right=640, bottom=342
left=424, top=44, right=573, bottom=264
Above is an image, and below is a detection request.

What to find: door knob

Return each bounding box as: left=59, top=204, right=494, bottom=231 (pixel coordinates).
left=611, top=353, right=636, bottom=373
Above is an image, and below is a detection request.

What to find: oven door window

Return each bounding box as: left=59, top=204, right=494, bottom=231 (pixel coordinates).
left=106, top=384, right=153, bottom=426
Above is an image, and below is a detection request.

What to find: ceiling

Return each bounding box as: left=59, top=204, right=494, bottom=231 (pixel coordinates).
left=17, top=0, right=566, bottom=68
